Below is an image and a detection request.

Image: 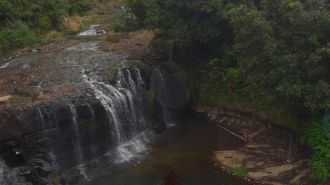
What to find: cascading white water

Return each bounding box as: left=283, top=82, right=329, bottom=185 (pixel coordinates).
left=37, top=106, right=59, bottom=129
left=127, top=70, right=138, bottom=95
left=85, top=104, right=96, bottom=124
left=67, top=103, right=90, bottom=181
left=81, top=67, right=151, bottom=163
left=37, top=108, right=46, bottom=128
left=77, top=25, right=106, bottom=36
left=0, top=156, right=35, bottom=185
left=4, top=169, right=30, bottom=185
left=0, top=157, right=8, bottom=185
left=154, top=68, right=175, bottom=127
left=136, top=68, right=145, bottom=87
left=115, top=132, right=150, bottom=163
left=0, top=40, right=161, bottom=185
left=0, top=61, right=12, bottom=69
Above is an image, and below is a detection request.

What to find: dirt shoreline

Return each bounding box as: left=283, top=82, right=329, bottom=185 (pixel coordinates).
left=194, top=106, right=314, bottom=185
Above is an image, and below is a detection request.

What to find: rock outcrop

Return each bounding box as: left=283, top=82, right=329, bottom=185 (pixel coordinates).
left=0, top=40, right=155, bottom=185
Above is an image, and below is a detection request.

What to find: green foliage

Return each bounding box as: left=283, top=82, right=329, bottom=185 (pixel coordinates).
left=124, top=0, right=330, bottom=116
left=0, top=23, right=37, bottom=57
left=220, top=0, right=330, bottom=115
left=0, top=0, right=17, bottom=23
left=66, top=0, right=91, bottom=15
left=228, top=167, right=248, bottom=177
left=0, top=0, right=91, bottom=58
left=124, top=0, right=330, bottom=181
left=304, top=121, right=330, bottom=182
left=121, top=0, right=148, bottom=29
left=123, top=0, right=227, bottom=47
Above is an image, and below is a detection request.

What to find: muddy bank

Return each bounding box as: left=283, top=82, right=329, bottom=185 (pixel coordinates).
left=194, top=106, right=314, bottom=185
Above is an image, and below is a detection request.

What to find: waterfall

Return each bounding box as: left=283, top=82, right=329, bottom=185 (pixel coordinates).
left=1, top=66, right=153, bottom=185
left=115, top=132, right=150, bottom=163
left=4, top=169, right=32, bottom=185
left=0, top=106, right=63, bottom=185
left=37, top=106, right=59, bottom=129
left=0, top=39, right=168, bottom=184
left=154, top=68, right=175, bottom=127
left=81, top=67, right=150, bottom=163
left=85, top=104, right=96, bottom=124
left=37, top=107, right=46, bottom=129
left=0, top=157, right=8, bottom=185
left=136, top=68, right=145, bottom=87
left=68, top=103, right=89, bottom=181
left=0, top=156, right=33, bottom=185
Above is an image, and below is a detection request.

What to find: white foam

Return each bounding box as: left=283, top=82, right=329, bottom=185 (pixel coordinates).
left=0, top=61, right=11, bottom=69
left=78, top=25, right=106, bottom=36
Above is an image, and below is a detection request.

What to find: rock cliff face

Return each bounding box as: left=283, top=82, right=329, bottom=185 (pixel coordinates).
left=0, top=41, right=155, bottom=185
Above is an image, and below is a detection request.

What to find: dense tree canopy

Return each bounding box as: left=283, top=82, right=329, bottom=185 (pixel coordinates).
left=124, top=0, right=330, bottom=181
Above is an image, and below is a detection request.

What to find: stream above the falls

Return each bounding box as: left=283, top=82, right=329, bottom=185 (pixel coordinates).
left=82, top=113, right=249, bottom=185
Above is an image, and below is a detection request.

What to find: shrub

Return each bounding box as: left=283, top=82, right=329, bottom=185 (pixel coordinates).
left=304, top=121, right=330, bottom=182
left=0, top=23, right=37, bottom=58
left=66, top=0, right=91, bottom=15
left=228, top=167, right=248, bottom=178
left=0, top=0, right=92, bottom=59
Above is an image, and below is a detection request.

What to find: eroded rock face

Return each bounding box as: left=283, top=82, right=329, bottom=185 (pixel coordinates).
left=0, top=41, right=154, bottom=184
left=151, top=62, right=190, bottom=126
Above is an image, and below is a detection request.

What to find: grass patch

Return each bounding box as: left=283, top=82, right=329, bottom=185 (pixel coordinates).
left=0, top=0, right=92, bottom=59
left=105, top=32, right=128, bottom=43
left=228, top=167, right=248, bottom=178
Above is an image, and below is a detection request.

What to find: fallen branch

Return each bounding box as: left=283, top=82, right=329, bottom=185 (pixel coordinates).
left=216, top=123, right=248, bottom=142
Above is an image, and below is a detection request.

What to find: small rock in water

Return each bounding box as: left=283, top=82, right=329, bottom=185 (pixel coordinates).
left=96, top=29, right=106, bottom=35
left=30, top=48, right=40, bottom=52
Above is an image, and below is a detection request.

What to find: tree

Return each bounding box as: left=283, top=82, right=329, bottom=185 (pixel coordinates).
left=124, top=0, right=330, bottom=181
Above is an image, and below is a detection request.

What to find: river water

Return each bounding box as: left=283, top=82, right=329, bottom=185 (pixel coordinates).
left=82, top=113, right=248, bottom=185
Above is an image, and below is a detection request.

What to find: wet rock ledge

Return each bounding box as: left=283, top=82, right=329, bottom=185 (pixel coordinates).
left=0, top=40, right=154, bottom=185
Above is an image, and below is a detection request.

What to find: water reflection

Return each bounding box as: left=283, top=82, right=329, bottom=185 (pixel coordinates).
left=82, top=113, right=248, bottom=185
